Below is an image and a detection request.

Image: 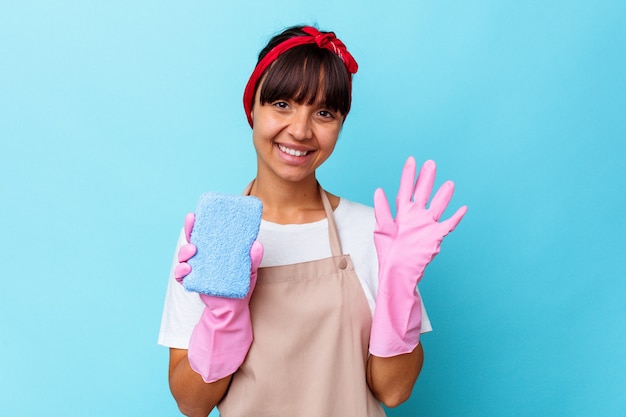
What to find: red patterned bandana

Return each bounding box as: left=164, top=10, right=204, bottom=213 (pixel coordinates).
left=243, top=26, right=358, bottom=127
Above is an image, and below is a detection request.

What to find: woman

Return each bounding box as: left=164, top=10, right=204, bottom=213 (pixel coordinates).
left=158, top=25, right=466, bottom=417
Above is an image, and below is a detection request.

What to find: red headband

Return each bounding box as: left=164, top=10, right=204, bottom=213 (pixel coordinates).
left=243, top=26, right=358, bottom=127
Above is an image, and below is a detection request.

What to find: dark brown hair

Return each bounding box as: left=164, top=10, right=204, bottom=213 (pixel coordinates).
left=255, top=26, right=353, bottom=116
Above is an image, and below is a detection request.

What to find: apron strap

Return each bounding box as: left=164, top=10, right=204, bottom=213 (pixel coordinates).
left=319, top=185, right=343, bottom=258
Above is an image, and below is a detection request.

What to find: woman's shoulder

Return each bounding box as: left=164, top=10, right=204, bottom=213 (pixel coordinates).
left=337, top=197, right=373, bottom=214
left=335, top=197, right=375, bottom=229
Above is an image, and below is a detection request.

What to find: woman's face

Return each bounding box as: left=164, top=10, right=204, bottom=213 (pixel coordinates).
left=251, top=86, right=343, bottom=185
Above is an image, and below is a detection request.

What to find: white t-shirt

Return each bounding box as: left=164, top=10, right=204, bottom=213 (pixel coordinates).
left=158, top=198, right=432, bottom=349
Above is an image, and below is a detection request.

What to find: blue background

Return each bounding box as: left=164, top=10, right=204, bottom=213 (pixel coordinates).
left=1, top=1, right=624, bottom=416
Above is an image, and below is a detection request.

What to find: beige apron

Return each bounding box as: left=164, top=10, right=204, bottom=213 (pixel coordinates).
left=218, top=186, right=385, bottom=417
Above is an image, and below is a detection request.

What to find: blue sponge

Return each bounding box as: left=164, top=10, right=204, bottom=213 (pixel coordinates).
left=184, top=192, right=263, bottom=299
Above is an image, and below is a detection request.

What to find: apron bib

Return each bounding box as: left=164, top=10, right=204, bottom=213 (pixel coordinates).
left=218, top=186, right=385, bottom=417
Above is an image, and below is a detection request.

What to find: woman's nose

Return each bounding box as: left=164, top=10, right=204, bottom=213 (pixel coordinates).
left=287, top=109, right=313, bottom=141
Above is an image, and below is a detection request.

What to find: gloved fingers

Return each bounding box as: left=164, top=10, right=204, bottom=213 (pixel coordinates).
left=413, top=160, right=436, bottom=208
left=247, top=241, right=264, bottom=297
left=441, top=205, right=468, bottom=233
left=374, top=188, right=394, bottom=230
left=429, top=180, right=455, bottom=221
left=396, top=156, right=417, bottom=207
left=178, top=243, right=197, bottom=262
left=248, top=273, right=259, bottom=298
left=250, top=240, right=264, bottom=271
left=174, top=263, right=192, bottom=283
left=184, top=212, right=196, bottom=243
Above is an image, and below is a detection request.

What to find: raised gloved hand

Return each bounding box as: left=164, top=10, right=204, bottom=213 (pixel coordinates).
left=174, top=212, right=264, bottom=383
left=369, top=157, right=467, bottom=357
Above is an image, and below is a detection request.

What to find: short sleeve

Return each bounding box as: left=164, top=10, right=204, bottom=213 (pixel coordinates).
left=157, top=228, right=205, bottom=349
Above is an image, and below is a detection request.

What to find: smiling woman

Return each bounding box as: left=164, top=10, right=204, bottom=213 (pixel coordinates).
left=158, top=24, right=466, bottom=417
left=2, top=1, right=623, bottom=416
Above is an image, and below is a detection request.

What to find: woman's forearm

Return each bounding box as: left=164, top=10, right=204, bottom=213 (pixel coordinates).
left=366, top=343, right=424, bottom=408
left=168, top=348, right=231, bottom=417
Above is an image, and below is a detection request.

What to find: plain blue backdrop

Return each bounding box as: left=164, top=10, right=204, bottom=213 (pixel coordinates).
left=1, top=1, right=624, bottom=416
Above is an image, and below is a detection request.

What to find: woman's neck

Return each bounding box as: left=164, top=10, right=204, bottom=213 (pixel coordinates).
left=249, top=175, right=332, bottom=224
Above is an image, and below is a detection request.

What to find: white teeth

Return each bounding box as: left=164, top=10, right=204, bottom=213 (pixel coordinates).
left=278, top=144, right=309, bottom=157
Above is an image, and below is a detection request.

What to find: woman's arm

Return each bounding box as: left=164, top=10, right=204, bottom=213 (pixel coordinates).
left=367, top=158, right=465, bottom=407
left=167, top=219, right=263, bottom=417
left=366, top=344, right=424, bottom=408
left=168, top=348, right=231, bottom=417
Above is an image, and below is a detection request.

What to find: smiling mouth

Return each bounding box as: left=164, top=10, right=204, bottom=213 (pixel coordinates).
left=278, top=144, right=311, bottom=157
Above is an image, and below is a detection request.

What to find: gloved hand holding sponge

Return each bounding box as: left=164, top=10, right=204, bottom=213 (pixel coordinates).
left=175, top=193, right=263, bottom=383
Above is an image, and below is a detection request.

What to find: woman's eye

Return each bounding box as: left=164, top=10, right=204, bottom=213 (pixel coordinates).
left=318, top=110, right=335, bottom=119
left=273, top=101, right=289, bottom=109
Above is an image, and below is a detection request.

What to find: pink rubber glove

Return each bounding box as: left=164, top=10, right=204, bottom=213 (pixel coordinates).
left=369, top=157, right=467, bottom=357
left=174, top=213, right=198, bottom=283
left=174, top=212, right=264, bottom=383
